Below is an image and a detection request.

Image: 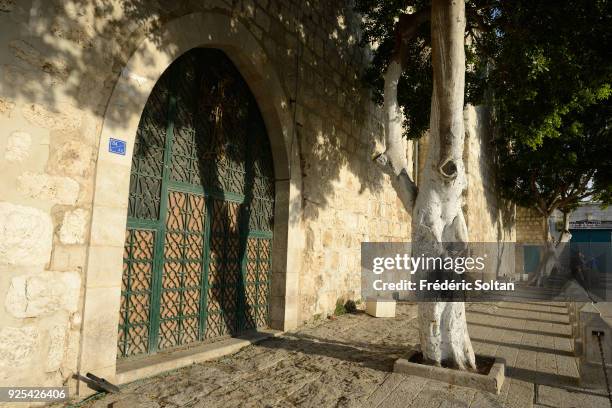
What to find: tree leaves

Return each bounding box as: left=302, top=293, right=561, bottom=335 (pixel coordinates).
left=357, top=0, right=612, bottom=214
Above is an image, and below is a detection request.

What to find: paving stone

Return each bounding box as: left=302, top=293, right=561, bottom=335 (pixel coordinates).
left=74, top=302, right=609, bottom=408
left=403, top=379, right=463, bottom=408
left=378, top=376, right=431, bottom=408
left=366, top=373, right=405, bottom=406
left=503, top=379, right=534, bottom=408
left=536, top=384, right=609, bottom=408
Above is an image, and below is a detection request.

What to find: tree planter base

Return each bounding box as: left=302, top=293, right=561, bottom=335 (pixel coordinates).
left=393, top=351, right=505, bottom=394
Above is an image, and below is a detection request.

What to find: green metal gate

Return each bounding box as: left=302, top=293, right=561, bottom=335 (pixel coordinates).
left=117, top=48, right=275, bottom=359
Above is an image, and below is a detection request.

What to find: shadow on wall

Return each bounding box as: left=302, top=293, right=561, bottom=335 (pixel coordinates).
left=1, top=0, right=390, bottom=224
left=463, top=106, right=515, bottom=278
left=465, top=105, right=515, bottom=240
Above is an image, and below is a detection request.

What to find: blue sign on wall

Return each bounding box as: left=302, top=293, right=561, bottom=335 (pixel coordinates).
left=109, top=138, right=126, bottom=155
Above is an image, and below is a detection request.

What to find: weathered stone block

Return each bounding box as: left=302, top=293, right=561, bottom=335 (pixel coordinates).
left=365, top=298, right=396, bottom=318
left=0, top=97, right=15, bottom=115
left=85, top=245, right=123, bottom=288
left=49, top=244, right=87, bottom=271
left=8, top=39, right=40, bottom=65
left=59, top=209, right=88, bottom=244
left=0, top=202, right=53, bottom=266
left=18, top=172, right=80, bottom=205
left=2, top=64, right=63, bottom=99
left=89, top=206, right=129, bottom=247
left=22, top=103, right=81, bottom=131
left=5, top=271, right=81, bottom=318
left=45, top=322, right=68, bottom=372
left=0, top=326, right=38, bottom=369
left=4, top=131, right=31, bottom=162
left=9, top=40, right=68, bottom=78
left=78, top=286, right=122, bottom=373
left=60, top=329, right=80, bottom=381
left=49, top=140, right=93, bottom=177
left=579, top=303, right=612, bottom=369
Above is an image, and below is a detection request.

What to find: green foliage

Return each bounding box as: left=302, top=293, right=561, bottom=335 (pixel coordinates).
left=355, top=0, right=612, bottom=214
left=497, top=100, right=612, bottom=213
left=482, top=1, right=611, bottom=148
left=334, top=299, right=347, bottom=316
left=356, top=0, right=433, bottom=139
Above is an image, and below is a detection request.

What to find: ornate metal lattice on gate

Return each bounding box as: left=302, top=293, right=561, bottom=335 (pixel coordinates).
left=117, top=48, right=275, bottom=358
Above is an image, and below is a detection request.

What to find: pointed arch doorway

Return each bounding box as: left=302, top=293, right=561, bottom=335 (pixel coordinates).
left=117, top=48, right=275, bottom=358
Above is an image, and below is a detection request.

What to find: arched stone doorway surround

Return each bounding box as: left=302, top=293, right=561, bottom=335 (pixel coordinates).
left=77, top=9, right=303, bottom=387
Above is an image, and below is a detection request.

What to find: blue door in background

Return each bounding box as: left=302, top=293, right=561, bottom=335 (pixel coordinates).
left=570, top=229, right=612, bottom=243
left=570, top=229, right=612, bottom=298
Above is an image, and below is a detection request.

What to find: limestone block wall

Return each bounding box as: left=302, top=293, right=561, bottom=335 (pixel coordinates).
left=0, top=0, right=100, bottom=391
left=463, top=105, right=515, bottom=243
left=288, top=4, right=413, bottom=319
left=516, top=206, right=547, bottom=244
left=463, top=105, right=516, bottom=278
left=0, top=0, right=411, bottom=392
left=514, top=207, right=548, bottom=278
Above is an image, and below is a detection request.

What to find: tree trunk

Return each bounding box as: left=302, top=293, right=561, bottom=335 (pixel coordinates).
left=377, top=0, right=475, bottom=369
left=413, top=0, right=475, bottom=370
left=530, top=211, right=572, bottom=286
left=558, top=211, right=573, bottom=245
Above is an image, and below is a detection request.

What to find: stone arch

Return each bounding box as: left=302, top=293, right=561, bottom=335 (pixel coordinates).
left=78, top=10, right=302, bottom=385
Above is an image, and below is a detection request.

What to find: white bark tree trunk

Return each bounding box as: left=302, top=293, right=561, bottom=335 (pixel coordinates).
left=530, top=211, right=572, bottom=287
left=378, top=0, right=476, bottom=370
left=377, top=60, right=418, bottom=209
left=414, top=0, right=475, bottom=370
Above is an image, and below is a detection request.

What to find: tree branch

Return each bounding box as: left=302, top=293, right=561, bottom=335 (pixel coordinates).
left=373, top=8, right=430, bottom=210
left=552, top=171, right=594, bottom=211
left=529, top=174, right=548, bottom=216
left=555, top=210, right=572, bottom=247
left=431, top=0, right=466, bottom=179
left=375, top=59, right=418, bottom=210
left=394, top=7, right=431, bottom=65
left=374, top=153, right=418, bottom=210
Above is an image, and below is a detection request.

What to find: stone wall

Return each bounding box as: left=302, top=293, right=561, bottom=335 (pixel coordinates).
left=463, top=105, right=515, bottom=244
left=248, top=1, right=413, bottom=321
left=0, top=0, right=100, bottom=391
left=0, top=0, right=410, bottom=393
left=463, top=105, right=516, bottom=278
left=516, top=206, right=547, bottom=244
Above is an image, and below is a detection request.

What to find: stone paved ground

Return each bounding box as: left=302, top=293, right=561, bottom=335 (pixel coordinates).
left=73, top=302, right=611, bottom=408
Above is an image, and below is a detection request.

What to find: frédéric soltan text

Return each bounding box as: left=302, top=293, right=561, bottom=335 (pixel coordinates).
left=372, top=279, right=515, bottom=292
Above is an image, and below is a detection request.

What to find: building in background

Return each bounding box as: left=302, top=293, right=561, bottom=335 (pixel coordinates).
left=553, top=203, right=612, bottom=297
left=563, top=203, right=612, bottom=243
